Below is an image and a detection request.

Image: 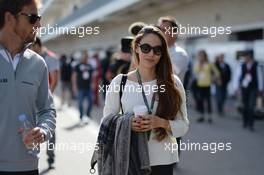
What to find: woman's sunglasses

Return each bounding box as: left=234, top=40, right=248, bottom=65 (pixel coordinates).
left=18, top=12, right=41, bottom=24
left=139, top=43, right=162, bottom=56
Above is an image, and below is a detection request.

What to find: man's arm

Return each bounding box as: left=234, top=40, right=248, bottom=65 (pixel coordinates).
left=71, top=71, right=78, bottom=97
left=48, top=57, right=60, bottom=93
left=36, top=65, right=56, bottom=141
left=49, top=70, right=59, bottom=93
left=257, top=65, right=263, bottom=93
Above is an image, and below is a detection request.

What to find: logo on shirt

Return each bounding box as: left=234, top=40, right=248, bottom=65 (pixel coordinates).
left=0, top=78, right=8, bottom=83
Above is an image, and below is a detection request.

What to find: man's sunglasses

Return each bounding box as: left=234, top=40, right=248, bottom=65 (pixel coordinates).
left=17, top=12, right=41, bottom=24
left=139, top=43, right=162, bottom=56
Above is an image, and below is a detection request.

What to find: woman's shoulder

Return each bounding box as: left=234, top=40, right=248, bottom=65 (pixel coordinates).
left=111, top=73, right=126, bottom=84
left=173, top=74, right=183, bottom=87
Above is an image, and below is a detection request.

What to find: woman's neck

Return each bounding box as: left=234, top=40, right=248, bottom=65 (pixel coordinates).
left=137, top=66, right=156, bottom=82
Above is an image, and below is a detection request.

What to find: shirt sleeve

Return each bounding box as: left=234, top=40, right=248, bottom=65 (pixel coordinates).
left=169, top=75, right=189, bottom=138
left=257, top=65, right=264, bottom=91
left=36, top=64, right=56, bottom=141
left=170, top=47, right=189, bottom=80
left=102, top=74, right=123, bottom=121
left=233, top=64, right=242, bottom=91
left=45, top=56, right=60, bottom=72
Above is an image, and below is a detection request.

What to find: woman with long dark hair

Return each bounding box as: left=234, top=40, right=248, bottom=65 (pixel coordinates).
left=104, top=26, right=189, bottom=175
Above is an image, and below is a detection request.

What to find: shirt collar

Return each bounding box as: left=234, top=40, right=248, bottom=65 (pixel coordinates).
left=0, top=42, right=33, bottom=59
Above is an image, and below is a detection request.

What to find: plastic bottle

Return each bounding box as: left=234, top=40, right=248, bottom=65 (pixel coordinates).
left=18, top=114, right=39, bottom=158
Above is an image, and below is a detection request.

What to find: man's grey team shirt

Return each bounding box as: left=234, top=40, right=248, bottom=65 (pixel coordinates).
left=0, top=44, right=56, bottom=171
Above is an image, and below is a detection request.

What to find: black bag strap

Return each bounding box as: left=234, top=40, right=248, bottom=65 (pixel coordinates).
left=119, top=74, right=128, bottom=114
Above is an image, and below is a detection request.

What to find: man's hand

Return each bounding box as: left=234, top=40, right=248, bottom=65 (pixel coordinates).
left=23, top=127, right=45, bottom=148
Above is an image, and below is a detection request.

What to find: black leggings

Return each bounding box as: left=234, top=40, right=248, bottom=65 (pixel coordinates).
left=150, top=163, right=175, bottom=175
left=197, top=86, right=212, bottom=114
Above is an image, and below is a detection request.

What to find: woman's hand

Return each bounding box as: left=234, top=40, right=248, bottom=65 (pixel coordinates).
left=131, top=116, right=144, bottom=132
left=139, top=115, right=169, bottom=132
left=132, top=115, right=171, bottom=132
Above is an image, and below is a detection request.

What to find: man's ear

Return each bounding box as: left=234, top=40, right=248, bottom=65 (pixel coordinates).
left=4, top=12, right=16, bottom=27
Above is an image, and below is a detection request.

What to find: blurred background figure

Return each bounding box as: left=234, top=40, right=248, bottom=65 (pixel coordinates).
left=89, top=53, right=102, bottom=107
left=194, top=50, right=219, bottom=123
left=128, top=21, right=146, bottom=71
left=107, top=36, right=133, bottom=81
left=238, top=50, right=263, bottom=132
left=214, top=53, right=231, bottom=116
left=158, top=16, right=190, bottom=83
left=101, top=49, right=113, bottom=99
left=32, top=37, right=59, bottom=93
left=72, top=50, right=94, bottom=124
left=59, top=54, right=73, bottom=108
left=128, top=21, right=146, bottom=37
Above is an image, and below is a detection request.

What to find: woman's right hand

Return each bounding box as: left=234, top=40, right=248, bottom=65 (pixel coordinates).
left=131, top=116, right=143, bottom=132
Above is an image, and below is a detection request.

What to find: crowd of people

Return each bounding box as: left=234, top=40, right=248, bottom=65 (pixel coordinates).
left=0, top=0, right=263, bottom=174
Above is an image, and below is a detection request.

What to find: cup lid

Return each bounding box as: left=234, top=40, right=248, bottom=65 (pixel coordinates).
left=133, top=105, right=148, bottom=114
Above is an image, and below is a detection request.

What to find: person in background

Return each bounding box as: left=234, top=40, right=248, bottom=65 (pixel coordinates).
left=0, top=0, right=56, bottom=174
left=72, top=50, right=94, bottom=124
left=128, top=22, right=146, bottom=71
left=158, top=16, right=190, bottom=82
left=238, top=50, right=263, bottom=132
left=194, top=50, right=220, bottom=123
left=90, top=53, right=102, bottom=107
left=214, top=53, right=231, bottom=116
left=31, top=37, right=59, bottom=93
left=59, top=54, right=73, bottom=108
left=128, top=21, right=146, bottom=37
left=107, top=37, right=133, bottom=81
left=31, top=37, right=59, bottom=169
left=101, top=49, right=113, bottom=99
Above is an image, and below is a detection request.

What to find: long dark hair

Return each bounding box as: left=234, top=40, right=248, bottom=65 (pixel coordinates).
left=132, top=26, right=182, bottom=141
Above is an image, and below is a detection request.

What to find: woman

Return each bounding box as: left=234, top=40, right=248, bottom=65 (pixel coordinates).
left=103, top=26, right=189, bottom=175
left=194, top=50, right=219, bottom=123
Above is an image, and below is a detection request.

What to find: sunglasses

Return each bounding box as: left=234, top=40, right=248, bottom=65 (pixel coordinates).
left=18, top=12, right=41, bottom=24
left=139, top=43, right=162, bottom=56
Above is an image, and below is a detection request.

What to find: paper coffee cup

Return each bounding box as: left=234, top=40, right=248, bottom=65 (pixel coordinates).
left=133, top=105, right=148, bottom=117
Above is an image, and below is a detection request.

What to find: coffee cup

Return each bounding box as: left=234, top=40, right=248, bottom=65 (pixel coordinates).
left=133, top=105, right=148, bottom=118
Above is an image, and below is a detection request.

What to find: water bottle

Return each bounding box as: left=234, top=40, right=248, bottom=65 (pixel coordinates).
left=18, top=114, right=39, bottom=158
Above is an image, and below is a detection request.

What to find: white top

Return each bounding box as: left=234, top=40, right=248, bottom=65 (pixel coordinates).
left=169, top=44, right=189, bottom=82
left=0, top=49, right=21, bottom=70
left=103, top=74, right=189, bottom=166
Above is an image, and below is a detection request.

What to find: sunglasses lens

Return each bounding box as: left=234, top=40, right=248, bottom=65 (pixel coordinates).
left=140, top=44, right=151, bottom=54
left=29, top=15, right=40, bottom=24
left=153, top=46, right=162, bottom=55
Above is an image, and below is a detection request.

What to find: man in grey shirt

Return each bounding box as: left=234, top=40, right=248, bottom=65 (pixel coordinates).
left=158, top=16, right=190, bottom=82
left=0, top=0, right=56, bottom=174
